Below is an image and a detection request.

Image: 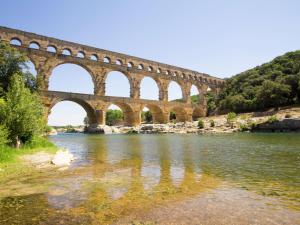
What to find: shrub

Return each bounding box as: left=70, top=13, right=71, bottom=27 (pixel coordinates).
left=0, top=74, right=46, bottom=147
left=239, top=123, right=248, bottom=131
left=266, top=115, right=279, bottom=124
left=227, top=112, right=237, bottom=123
left=0, top=125, right=8, bottom=145
left=209, top=119, right=215, bottom=127
left=198, top=119, right=204, bottom=129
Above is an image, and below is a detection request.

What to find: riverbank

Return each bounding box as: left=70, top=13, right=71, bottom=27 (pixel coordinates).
left=55, top=106, right=300, bottom=134
left=0, top=137, right=75, bottom=184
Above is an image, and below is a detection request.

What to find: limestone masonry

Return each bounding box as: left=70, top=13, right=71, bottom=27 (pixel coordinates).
left=0, top=26, right=225, bottom=126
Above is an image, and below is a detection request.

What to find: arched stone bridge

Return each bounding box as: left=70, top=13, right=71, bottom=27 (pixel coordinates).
left=0, top=26, right=225, bottom=126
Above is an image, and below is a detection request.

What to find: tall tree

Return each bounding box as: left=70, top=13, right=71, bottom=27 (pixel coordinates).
left=0, top=73, right=45, bottom=147
left=0, top=43, right=36, bottom=96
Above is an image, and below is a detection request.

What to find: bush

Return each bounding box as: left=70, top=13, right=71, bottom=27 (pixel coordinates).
left=227, top=112, right=237, bottom=128
left=0, top=74, right=46, bottom=147
left=106, top=109, right=124, bottom=126
left=209, top=119, right=215, bottom=127
left=198, top=119, right=204, bottom=129
left=239, top=123, right=249, bottom=132
left=266, top=115, right=279, bottom=124
left=0, top=125, right=8, bottom=145
left=227, top=112, right=237, bottom=123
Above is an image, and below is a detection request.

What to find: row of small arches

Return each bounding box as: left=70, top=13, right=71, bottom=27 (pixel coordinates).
left=8, top=37, right=223, bottom=86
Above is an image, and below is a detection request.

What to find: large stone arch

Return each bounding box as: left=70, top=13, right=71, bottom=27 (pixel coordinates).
left=168, top=81, right=184, bottom=102
left=192, top=107, right=205, bottom=120
left=105, top=102, right=138, bottom=126
left=169, top=106, right=189, bottom=122
left=47, top=97, right=97, bottom=126
left=104, top=70, right=134, bottom=97
left=144, top=104, right=168, bottom=124
left=140, top=76, right=160, bottom=100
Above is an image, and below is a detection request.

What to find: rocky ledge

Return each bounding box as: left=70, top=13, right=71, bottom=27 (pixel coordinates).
left=22, top=149, right=75, bottom=169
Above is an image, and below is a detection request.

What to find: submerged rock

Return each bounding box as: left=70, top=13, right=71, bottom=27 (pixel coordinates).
left=85, top=125, right=113, bottom=134
left=51, top=150, right=75, bottom=167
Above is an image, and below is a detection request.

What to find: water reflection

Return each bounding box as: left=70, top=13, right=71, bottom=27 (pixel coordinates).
left=0, top=133, right=299, bottom=224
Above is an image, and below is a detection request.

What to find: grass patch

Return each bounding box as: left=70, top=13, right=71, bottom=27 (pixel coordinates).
left=0, top=136, right=57, bottom=165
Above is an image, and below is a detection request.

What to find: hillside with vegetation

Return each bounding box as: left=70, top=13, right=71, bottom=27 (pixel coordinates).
left=217, top=50, right=300, bottom=113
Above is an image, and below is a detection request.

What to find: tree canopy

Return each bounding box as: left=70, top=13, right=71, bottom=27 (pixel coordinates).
left=218, top=50, right=300, bottom=112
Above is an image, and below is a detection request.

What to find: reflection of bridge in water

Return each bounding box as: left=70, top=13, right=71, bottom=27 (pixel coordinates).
left=45, top=135, right=214, bottom=220
left=0, top=26, right=225, bottom=126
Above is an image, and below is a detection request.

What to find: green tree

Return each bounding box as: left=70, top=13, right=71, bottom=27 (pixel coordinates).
left=0, top=125, right=8, bottom=145
left=0, top=43, right=36, bottom=96
left=169, top=111, right=176, bottom=121
left=141, top=110, right=152, bottom=123
left=226, top=112, right=237, bottom=128
left=256, top=80, right=291, bottom=108
left=106, top=109, right=123, bottom=126
left=0, top=74, right=45, bottom=147
left=218, top=50, right=300, bottom=112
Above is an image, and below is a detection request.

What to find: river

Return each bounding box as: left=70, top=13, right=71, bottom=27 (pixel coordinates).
left=0, top=133, right=299, bottom=224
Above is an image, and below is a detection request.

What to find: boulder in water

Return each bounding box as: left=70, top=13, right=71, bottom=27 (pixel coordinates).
left=51, top=150, right=75, bottom=166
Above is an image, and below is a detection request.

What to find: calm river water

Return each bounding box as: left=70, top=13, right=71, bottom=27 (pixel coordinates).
left=0, top=133, right=300, bottom=224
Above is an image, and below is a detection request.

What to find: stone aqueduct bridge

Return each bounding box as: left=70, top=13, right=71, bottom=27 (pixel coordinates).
left=0, top=26, right=225, bottom=126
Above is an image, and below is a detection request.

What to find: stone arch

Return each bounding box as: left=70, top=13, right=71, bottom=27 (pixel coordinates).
left=192, top=107, right=204, bottom=120
left=48, top=98, right=97, bottom=126
left=22, top=59, right=37, bottom=77
left=90, top=54, right=98, bottom=61
left=168, top=81, right=183, bottom=101
left=47, top=45, right=57, bottom=53
left=10, top=37, right=22, bottom=46
left=190, top=84, right=200, bottom=104
left=62, top=48, right=72, bottom=56
left=49, top=62, right=95, bottom=94
left=144, top=104, right=167, bottom=124
left=77, top=51, right=85, bottom=58
left=140, top=76, right=159, bottom=100
left=104, top=70, right=131, bottom=97
left=105, top=102, right=136, bottom=126
left=28, top=41, right=40, bottom=49
left=169, top=106, right=188, bottom=122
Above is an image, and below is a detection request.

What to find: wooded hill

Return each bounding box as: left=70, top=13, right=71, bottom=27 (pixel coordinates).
left=218, top=50, right=300, bottom=113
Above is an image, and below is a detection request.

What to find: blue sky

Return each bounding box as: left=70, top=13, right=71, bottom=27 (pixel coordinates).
left=1, top=0, right=299, bottom=125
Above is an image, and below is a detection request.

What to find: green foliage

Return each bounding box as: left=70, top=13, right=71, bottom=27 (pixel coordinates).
left=206, top=92, right=217, bottom=114
left=239, top=123, right=250, bottom=132
left=0, top=74, right=46, bottom=146
left=266, top=115, right=279, bottom=124
left=106, top=109, right=123, bottom=126
left=169, top=111, right=176, bottom=121
left=141, top=110, right=152, bottom=123
left=218, top=50, right=300, bottom=112
left=0, top=136, right=56, bottom=163
left=209, top=119, right=215, bottom=127
left=190, top=95, right=199, bottom=104
left=198, top=119, right=204, bottom=129
left=0, top=125, right=8, bottom=145
left=0, top=43, right=36, bottom=96
left=65, top=125, right=76, bottom=133
left=226, top=112, right=237, bottom=128
left=22, top=135, right=55, bottom=149
left=227, top=112, right=237, bottom=123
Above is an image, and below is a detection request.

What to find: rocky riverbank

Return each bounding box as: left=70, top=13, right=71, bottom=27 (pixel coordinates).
left=52, top=107, right=300, bottom=135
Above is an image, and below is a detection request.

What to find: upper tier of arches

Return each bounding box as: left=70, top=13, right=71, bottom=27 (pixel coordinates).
left=1, top=26, right=225, bottom=88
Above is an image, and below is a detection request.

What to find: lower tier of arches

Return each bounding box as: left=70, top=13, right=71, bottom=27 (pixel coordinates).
left=42, top=91, right=207, bottom=127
